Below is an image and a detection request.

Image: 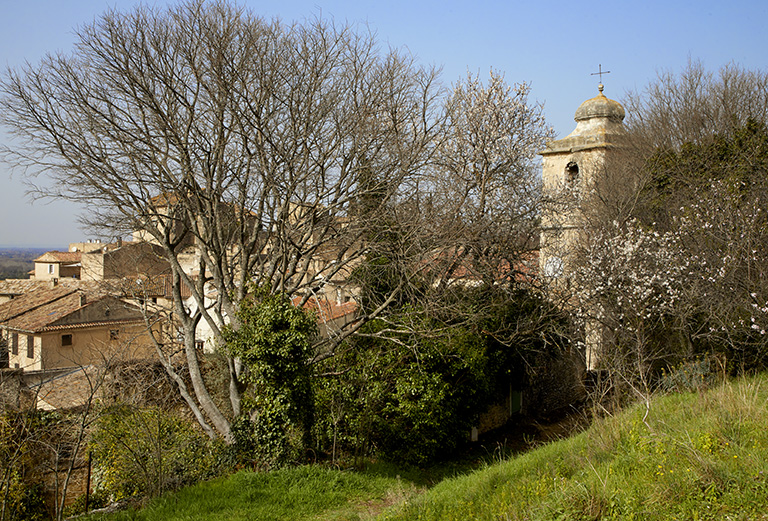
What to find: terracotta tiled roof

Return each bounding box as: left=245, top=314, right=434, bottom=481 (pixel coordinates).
left=41, top=317, right=145, bottom=332
left=292, top=296, right=358, bottom=322
left=0, top=275, right=191, bottom=303
left=424, top=248, right=540, bottom=285
left=0, top=285, right=133, bottom=333
left=149, top=192, right=180, bottom=207
left=33, top=366, right=101, bottom=410
left=0, top=285, right=75, bottom=324
left=34, top=251, right=82, bottom=264
left=0, top=279, right=120, bottom=299
left=0, top=279, right=54, bottom=296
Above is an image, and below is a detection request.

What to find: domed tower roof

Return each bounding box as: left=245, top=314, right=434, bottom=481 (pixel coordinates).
left=540, top=84, right=626, bottom=155
left=574, top=84, right=625, bottom=122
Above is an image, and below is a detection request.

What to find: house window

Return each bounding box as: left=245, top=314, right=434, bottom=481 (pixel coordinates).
left=61, top=334, right=73, bottom=347
left=109, top=329, right=119, bottom=341
left=195, top=340, right=205, bottom=351
left=48, top=264, right=55, bottom=274
left=26, top=336, right=34, bottom=359
left=10, top=333, right=18, bottom=355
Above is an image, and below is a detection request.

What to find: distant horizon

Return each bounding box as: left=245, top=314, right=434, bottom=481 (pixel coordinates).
left=0, top=244, right=67, bottom=251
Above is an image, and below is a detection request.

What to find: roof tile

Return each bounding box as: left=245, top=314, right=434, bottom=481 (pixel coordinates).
left=34, top=251, right=82, bottom=263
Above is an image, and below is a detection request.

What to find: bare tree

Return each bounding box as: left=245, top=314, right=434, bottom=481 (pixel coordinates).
left=0, top=0, right=565, bottom=446
left=350, top=69, right=558, bottom=354
left=0, top=1, right=443, bottom=442
left=571, top=62, right=768, bottom=403
left=623, top=59, right=768, bottom=152
left=433, top=69, right=552, bottom=285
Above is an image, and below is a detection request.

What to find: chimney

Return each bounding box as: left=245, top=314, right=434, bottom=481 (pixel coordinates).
left=116, top=237, right=123, bottom=248
left=79, top=293, right=87, bottom=307
left=50, top=278, right=58, bottom=288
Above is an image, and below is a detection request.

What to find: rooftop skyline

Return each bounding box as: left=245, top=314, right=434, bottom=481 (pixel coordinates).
left=2, top=0, right=766, bottom=247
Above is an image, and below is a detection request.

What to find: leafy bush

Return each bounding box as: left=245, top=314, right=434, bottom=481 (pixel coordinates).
left=0, top=410, right=58, bottom=521
left=62, top=487, right=109, bottom=518
left=224, top=289, right=317, bottom=468
left=658, top=356, right=724, bottom=392
left=314, top=320, right=483, bottom=465
left=314, top=289, right=568, bottom=466
left=91, top=405, right=222, bottom=500
left=0, top=474, right=47, bottom=521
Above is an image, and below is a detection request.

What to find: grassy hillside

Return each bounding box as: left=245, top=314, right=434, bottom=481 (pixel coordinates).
left=88, top=374, right=768, bottom=521
left=383, top=374, right=768, bottom=520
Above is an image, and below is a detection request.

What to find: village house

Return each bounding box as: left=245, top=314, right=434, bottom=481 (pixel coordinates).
left=0, top=284, right=157, bottom=372
left=28, top=239, right=171, bottom=283
left=31, top=250, right=83, bottom=281
left=80, top=240, right=170, bottom=281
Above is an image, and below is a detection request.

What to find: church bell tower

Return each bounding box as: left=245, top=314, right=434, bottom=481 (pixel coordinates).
left=539, top=83, right=627, bottom=285
left=539, top=82, right=627, bottom=370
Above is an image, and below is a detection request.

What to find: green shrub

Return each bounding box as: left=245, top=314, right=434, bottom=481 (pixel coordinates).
left=313, top=289, right=566, bottom=466
left=224, top=289, right=317, bottom=468
left=62, top=487, right=109, bottom=518
left=91, top=405, right=222, bottom=500
left=659, top=356, right=723, bottom=392
left=0, top=410, right=56, bottom=521
left=1, top=474, right=47, bottom=521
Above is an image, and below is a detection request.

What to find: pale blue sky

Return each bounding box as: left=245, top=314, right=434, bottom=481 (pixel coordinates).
left=1, top=0, right=766, bottom=247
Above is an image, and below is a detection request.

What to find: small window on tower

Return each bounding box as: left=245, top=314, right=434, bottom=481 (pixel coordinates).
left=566, top=162, right=579, bottom=183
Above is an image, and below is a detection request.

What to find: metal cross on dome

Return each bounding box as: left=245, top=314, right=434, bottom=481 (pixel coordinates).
left=591, top=64, right=611, bottom=92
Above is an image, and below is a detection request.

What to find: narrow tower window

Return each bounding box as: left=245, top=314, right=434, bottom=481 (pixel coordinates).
left=565, top=162, right=579, bottom=183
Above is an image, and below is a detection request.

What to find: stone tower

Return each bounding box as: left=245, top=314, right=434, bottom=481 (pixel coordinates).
left=539, top=84, right=626, bottom=285
left=539, top=85, right=627, bottom=370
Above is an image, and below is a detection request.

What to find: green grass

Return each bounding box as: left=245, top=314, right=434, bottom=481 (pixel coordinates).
left=382, top=373, right=768, bottom=520
left=86, top=463, right=423, bottom=521
left=88, top=373, right=768, bottom=521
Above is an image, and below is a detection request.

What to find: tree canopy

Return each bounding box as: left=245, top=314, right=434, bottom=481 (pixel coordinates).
left=572, top=63, right=768, bottom=399
left=0, top=0, right=553, bottom=444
